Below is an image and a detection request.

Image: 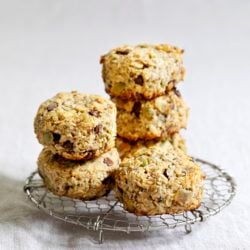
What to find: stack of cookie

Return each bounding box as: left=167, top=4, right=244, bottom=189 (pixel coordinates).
left=34, top=91, right=120, bottom=200
left=100, top=44, right=205, bottom=215
left=100, top=44, right=187, bottom=157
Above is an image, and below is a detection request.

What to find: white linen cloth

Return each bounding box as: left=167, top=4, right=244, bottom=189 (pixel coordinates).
left=0, top=0, right=249, bottom=249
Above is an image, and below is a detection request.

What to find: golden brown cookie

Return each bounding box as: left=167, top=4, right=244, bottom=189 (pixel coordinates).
left=34, top=91, right=116, bottom=160
left=116, top=133, right=186, bottom=159
left=38, top=148, right=120, bottom=200
left=113, top=89, right=188, bottom=141
left=115, top=141, right=204, bottom=215
left=101, top=44, right=185, bottom=100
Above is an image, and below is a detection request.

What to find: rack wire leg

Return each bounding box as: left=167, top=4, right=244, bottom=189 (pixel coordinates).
left=98, top=229, right=103, bottom=244
left=184, top=223, right=192, bottom=234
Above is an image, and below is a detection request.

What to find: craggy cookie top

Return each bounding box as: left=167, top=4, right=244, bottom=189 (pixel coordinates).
left=101, top=44, right=185, bottom=100
left=120, top=140, right=193, bottom=168
left=34, top=91, right=116, bottom=160
left=116, top=133, right=186, bottom=159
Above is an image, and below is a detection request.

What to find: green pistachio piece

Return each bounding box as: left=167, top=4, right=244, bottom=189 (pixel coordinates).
left=43, top=131, right=53, bottom=145
left=176, top=190, right=193, bottom=205
left=143, top=107, right=154, bottom=120
left=140, top=157, right=148, bottom=167
left=112, top=82, right=125, bottom=94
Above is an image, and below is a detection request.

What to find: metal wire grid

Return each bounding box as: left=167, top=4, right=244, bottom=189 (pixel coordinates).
left=24, top=158, right=236, bottom=243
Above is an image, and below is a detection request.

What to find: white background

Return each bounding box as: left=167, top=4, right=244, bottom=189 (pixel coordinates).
left=0, top=0, right=250, bottom=249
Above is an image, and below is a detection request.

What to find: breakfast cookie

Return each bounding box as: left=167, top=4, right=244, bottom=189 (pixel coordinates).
left=34, top=91, right=116, bottom=160
left=38, top=148, right=120, bottom=200
left=115, top=141, right=204, bottom=215
left=116, top=133, right=186, bottom=159
left=100, top=44, right=185, bottom=100
left=112, top=89, right=188, bottom=141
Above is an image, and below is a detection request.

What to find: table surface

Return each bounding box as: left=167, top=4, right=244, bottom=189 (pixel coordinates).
left=0, top=1, right=249, bottom=249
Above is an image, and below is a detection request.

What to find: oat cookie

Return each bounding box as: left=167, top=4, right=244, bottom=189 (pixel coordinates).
left=101, top=44, right=185, bottom=100
left=34, top=91, right=116, bottom=160
left=116, top=133, right=186, bottom=159
left=38, top=148, right=120, bottom=200
left=113, top=89, right=188, bottom=141
left=115, top=141, right=204, bottom=215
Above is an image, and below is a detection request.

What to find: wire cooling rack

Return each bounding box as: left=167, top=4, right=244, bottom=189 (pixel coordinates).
left=24, top=158, right=236, bottom=244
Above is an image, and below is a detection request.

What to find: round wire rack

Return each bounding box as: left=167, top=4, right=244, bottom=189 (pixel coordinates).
left=24, top=158, right=236, bottom=244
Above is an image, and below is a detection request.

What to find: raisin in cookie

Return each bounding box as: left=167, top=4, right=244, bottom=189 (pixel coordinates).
left=116, top=133, right=186, bottom=159
left=115, top=141, right=204, bottom=215
left=101, top=44, right=185, bottom=100
left=34, top=91, right=116, bottom=160
left=38, top=148, right=120, bottom=200
left=112, top=89, right=188, bottom=141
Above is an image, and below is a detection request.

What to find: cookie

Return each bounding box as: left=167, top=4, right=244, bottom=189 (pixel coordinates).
left=113, top=89, right=188, bottom=141
left=116, top=133, right=186, bottom=159
left=100, top=44, right=185, bottom=100
left=38, top=148, right=120, bottom=200
left=115, top=141, right=204, bottom=215
left=34, top=91, right=116, bottom=160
